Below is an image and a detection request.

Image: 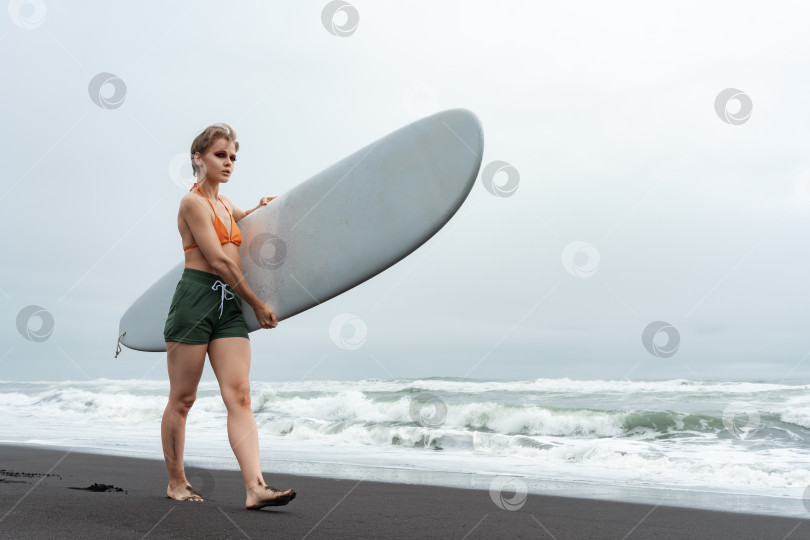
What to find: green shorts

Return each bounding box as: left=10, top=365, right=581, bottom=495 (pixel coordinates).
left=163, top=268, right=249, bottom=344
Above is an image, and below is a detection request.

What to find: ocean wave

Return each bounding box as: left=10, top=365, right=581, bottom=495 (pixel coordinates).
left=3, top=383, right=809, bottom=444
left=780, top=407, right=810, bottom=429
left=4, top=378, right=810, bottom=500
left=3, top=376, right=809, bottom=396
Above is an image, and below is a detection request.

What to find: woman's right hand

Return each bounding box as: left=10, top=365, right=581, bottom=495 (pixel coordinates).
left=254, top=302, right=279, bottom=329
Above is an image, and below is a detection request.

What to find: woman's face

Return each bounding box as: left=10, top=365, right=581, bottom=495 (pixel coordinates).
left=194, top=138, right=237, bottom=182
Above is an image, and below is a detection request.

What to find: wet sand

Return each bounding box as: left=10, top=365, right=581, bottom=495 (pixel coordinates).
left=0, top=443, right=806, bottom=539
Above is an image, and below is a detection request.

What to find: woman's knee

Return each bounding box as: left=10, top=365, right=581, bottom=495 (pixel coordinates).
left=169, top=393, right=197, bottom=415
left=223, top=382, right=251, bottom=410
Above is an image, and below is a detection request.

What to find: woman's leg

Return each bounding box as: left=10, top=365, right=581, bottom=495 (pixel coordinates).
left=207, top=336, right=295, bottom=508
left=162, top=341, right=207, bottom=501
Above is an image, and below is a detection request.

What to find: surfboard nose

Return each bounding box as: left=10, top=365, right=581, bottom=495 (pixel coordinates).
left=419, top=107, right=484, bottom=189
left=425, top=107, right=485, bottom=156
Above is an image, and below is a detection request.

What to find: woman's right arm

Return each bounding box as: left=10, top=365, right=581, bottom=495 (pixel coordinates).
left=181, top=198, right=278, bottom=328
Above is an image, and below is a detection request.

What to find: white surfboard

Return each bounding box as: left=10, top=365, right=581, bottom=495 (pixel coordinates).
left=117, top=108, right=484, bottom=353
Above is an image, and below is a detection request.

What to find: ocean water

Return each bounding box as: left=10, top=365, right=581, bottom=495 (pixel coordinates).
left=2, top=376, right=810, bottom=518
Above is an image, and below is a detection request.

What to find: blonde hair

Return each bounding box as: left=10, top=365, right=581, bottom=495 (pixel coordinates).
left=190, top=123, right=239, bottom=178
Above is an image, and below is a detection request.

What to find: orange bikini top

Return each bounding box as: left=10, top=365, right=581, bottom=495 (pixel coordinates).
left=183, top=182, right=242, bottom=252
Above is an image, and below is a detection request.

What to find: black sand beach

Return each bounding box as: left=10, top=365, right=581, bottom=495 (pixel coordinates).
left=0, top=444, right=806, bottom=539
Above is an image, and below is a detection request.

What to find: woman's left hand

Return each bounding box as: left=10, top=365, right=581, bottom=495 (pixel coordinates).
left=259, top=196, right=276, bottom=206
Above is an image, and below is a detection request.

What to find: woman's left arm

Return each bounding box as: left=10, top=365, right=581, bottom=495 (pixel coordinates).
left=224, top=195, right=276, bottom=222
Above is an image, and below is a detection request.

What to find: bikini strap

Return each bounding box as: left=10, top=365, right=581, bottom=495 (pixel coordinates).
left=217, top=199, right=235, bottom=235
left=190, top=182, right=218, bottom=214
left=190, top=182, right=233, bottom=237
left=220, top=199, right=234, bottom=220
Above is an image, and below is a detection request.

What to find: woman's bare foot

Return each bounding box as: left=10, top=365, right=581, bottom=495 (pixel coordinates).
left=167, top=481, right=205, bottom=502
left=246, top=484, right=297, bottom=510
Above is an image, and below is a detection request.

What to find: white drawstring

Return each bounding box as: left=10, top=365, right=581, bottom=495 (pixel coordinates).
left=211, top=280, right=234, bottom=318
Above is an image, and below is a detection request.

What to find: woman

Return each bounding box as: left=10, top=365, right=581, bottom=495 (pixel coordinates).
left=162, top=123, right=296, bottom=509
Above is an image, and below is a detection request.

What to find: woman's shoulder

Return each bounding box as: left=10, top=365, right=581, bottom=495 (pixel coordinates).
left=179, top=190, right=196, bottom=204
left=179, top=190, right=205, bottom=213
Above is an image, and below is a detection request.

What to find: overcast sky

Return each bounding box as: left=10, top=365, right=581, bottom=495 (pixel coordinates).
left=3, top=0, right=810, bottom=383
